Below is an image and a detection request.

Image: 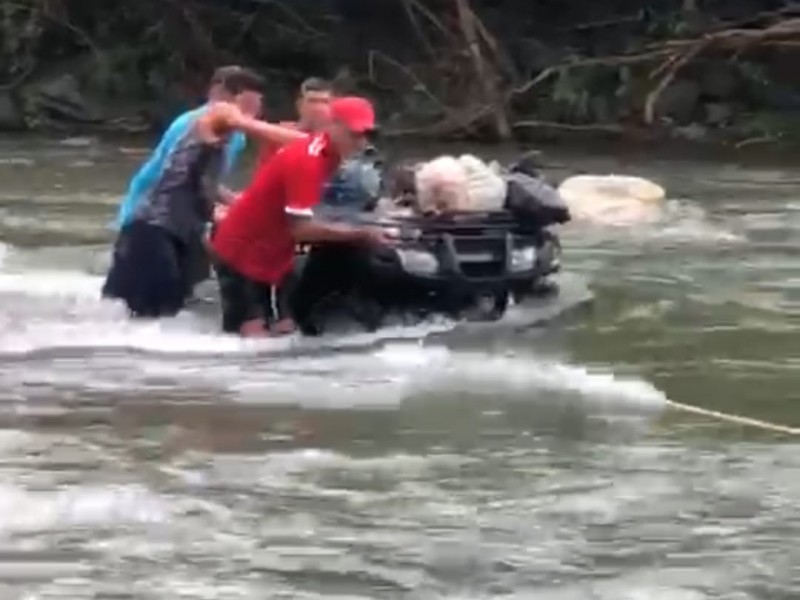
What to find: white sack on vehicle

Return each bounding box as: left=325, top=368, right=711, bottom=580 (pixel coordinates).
left=457, top=154, right=507, bottom=212
left=415, top=156, right=469, bottom=214
left=415, top=154, right=507, bottom=214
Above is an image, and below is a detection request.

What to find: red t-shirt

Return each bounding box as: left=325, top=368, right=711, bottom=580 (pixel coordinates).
left=212, top=133, right=340, bottom=284
left=257, top=120, right=300, bottom=166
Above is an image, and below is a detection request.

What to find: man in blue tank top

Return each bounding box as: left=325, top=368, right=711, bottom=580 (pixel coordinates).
left=114, top=66, right=252, bottom=229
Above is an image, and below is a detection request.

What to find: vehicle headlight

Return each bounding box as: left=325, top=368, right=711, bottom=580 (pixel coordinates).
left=510, top=246, right=536, bottom=272
left=550, top=242, right=561, bottom=269
left=537, top=239, right=561, bottom=271
left=397, top=249, right=439, bottom=275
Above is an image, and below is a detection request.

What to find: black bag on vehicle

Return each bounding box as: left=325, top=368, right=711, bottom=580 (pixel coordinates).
left=503, top=171, right=571, bottom=231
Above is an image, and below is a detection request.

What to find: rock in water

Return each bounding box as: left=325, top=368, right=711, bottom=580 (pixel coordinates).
left=0, top=92, right=26, bottom=131
left=557, top=174, right=665, bottom=226
left=653, top=80, right=701, bottom=125
left=31, top=74, right=102, bottom=124
left=704, top=103, right=734, bottom=127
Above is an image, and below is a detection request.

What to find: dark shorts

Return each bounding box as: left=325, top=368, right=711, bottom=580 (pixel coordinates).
left=290, top=243, right=374, bottom=335
left=185, top=233, right=211, bottom=293
left=214, top=259, right=295, bottom=334
left=102, top=221, right=191, bottom=318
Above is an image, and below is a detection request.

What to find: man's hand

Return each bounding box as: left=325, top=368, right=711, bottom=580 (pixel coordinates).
left=360, top=226, right=397, bottom=247
left=198, top=102, right=244, bottom=144
left=219, top=186, right=238, bottom=205
left=214, top=204, right=230, bottom=222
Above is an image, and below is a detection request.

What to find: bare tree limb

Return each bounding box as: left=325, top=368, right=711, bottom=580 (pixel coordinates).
left=367, top=50, right=448, bottom=112
left=453, top=0, right=511, bottom=140
left=644, top=43, right=707, bottom=125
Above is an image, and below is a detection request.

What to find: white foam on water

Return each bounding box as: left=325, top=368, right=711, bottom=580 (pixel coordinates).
left=375, top=343, right=668, bottom=409
left=563, top=198, right=747, bottom=247
left=0, top=306, right=456, bottom=358
left=200, top=343, right=667, bottom=410
left=0, top=484, right=169, bottom=535
left=649, top=199, right=746, bottom=244
left=0, top=269, right=104, bottom=300
left=0, top=259, right=665, bottom=412
left=0, top=266, right=457, bottom=357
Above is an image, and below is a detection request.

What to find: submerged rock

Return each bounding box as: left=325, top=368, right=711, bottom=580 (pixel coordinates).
left=0, top=92, right=26, bottom=131
left=27, top=74, right=104, bottom=124
left=673, top=122, right=709, bottom=142
left=698, top=62, right=741, bottom=99
left=704, top=103, right=734, bottom=127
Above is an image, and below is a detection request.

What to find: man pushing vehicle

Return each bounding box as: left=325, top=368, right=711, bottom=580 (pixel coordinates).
left=210, top=96, right=395, bottom=338
left=103, top=70, right=307, bottom=320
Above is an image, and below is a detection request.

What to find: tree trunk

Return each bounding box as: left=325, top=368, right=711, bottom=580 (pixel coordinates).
left=453, top=0, right=511, bottom=141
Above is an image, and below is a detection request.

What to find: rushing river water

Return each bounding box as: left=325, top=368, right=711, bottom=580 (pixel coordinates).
left=0, top=134, right=797, bottom=599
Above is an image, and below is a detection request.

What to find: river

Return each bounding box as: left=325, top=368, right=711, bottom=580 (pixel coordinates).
left=0, top=134, right=797, bottom=599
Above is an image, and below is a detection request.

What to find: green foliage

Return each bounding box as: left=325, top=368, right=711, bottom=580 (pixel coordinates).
left=733, top=111, right=800, bottom=140
left=551, top=68, right=593, bottom=122
left=0, top=2, right=43, bottom=82
left=0, top=0, right=794, bottom=141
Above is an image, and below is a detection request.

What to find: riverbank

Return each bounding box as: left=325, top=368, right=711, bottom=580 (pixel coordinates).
left=3, top=1, right=800, bottom=148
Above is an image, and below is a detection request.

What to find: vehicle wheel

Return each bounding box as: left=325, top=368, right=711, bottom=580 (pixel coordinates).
left=346, top=294, right=385, bottom=332
left=298, top=317, right=324, bottom=337
left=531, top=278, right=560, bottom=296
left=466, top=290, right=508, bottom=322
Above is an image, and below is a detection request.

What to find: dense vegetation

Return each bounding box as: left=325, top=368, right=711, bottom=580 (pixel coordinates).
left=2, top=0, right=800, bottom=145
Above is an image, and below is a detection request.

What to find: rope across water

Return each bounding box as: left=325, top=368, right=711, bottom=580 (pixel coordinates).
left=665, top=399, right=800, bottom=436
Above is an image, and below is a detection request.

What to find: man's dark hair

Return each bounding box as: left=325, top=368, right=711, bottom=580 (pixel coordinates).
left=299, top=77, right=332, bottom=97
left=210, top=66, right=264, bottom=95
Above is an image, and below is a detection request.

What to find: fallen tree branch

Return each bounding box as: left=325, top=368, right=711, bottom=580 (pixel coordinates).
left=453, top=0, right=511, bottom=140
left=0, top=60, right=37, bottom=91
left=512, top=120, right=628, bottom=134
left=405, top=0, right=456, bottom=41
left=5, top=0, right=101, bottom=59
left=366, top=50, right=448, bottom=112
left=651, top=19, right=800, bottom=51
left=401, top=0, right=436, bottom=58
left=508, top=14, right=800, bottom=121
left=563, top=11, right=645, bottom=32
left=642, top=19, right=800, bottom=123
left=644, top=42, right=708, bottom=125
left=269, top=0, right=325, bottom=38
left=705, top=3, right=800, bottom=33
left=472, top=9, right=517, bottom=80
left=383, top=104, right=492, bottom=138
left=734, top=134, right=780, bottom=149
left=508, top=49, right=674, bottom=99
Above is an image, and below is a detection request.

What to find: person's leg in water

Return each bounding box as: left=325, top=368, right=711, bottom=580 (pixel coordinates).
left=290, top=243, right=375, bottom=335
left=263, top=272, right=298, bottom=335
left=215, top=258, right=280, bottom=337
left=290, top=245, right=346, bottom=335
left=184, top=232, right=212, bottom=304
left=102, top=221, right=187, bottom=318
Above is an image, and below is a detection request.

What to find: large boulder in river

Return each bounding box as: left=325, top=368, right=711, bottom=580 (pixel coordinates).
left=0, top=91, right=26, bottom=131
left=698, top=63, right=741, bottom=100
left=652, top=79, right=701, bottom=125
left=28, top=73, right=103, bottom=124
left=704, top=102, right=734, bottom=127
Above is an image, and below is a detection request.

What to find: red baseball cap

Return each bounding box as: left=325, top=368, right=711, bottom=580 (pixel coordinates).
left=330, top=96, right=376, bottom=134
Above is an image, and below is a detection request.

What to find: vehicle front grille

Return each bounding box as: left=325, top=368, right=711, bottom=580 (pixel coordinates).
left=450, top=236, right=507, bottom=279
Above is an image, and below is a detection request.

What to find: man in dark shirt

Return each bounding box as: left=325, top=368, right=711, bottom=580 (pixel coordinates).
left=102, top=70, right=305, bottom=319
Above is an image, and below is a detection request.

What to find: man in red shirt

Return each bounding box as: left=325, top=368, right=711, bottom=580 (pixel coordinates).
left=211, top=96, right=391, bottom=337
